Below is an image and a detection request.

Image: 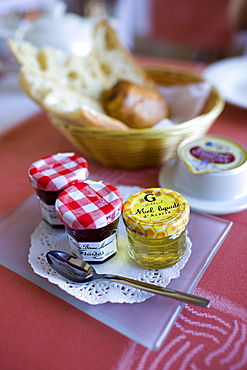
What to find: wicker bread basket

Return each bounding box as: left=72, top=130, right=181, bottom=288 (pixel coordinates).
left=48, top=67, right=224, bottom=169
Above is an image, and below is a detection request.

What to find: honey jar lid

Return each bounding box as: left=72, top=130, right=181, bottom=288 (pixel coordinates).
left=55, top=180, right=122, bottom=229
left=122, top=188, right=190, bottom=239
left=28, top=152, right=89, bottom=191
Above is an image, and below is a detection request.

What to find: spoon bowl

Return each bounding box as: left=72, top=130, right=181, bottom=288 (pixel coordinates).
left=47, top=251, right=95, bottom=283
left=46, top=251, right=210, bottom=308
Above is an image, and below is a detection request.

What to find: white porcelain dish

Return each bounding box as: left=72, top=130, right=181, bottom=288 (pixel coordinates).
left=203, top=56, right=247, bottom=109
left=159, top=135, right=247, bottom=214
left=158, top=160, right=247, bottom=215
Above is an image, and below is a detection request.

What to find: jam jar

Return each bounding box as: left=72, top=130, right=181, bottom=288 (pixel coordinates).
left=55, top=180, right=123, bottom=263
left=28, top=152, right=89, bottom=227
left=122, top=188, right=190, bottom=269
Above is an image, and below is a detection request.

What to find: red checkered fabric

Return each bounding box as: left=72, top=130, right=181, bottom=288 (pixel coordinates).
left=56, top=180, right=123, bottom=229
left=28, top=153, right=89, bottom=191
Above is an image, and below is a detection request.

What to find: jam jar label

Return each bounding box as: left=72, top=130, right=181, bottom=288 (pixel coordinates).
left=68, top=233, right=117, bottom=262
left=38, top=198, right=63, bottom=225
left=179, top=136, right=247, bottom=174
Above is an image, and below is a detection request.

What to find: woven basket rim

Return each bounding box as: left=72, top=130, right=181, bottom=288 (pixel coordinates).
left=48, top=66, right=225, bottom=137
left=144, top=65, right=205, bottom=79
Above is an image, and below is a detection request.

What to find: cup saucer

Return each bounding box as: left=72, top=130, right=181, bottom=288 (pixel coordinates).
left=158, top=160, right=247, bottom=215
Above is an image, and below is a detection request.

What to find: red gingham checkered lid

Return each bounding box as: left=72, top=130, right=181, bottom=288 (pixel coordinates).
left=55, top=180, right=123, bottom=229
left=28, top=153, right=89, bottom=191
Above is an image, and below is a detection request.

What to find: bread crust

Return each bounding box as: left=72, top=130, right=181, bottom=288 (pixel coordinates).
left=73, top=109, right=129, bottom=130
left=8, top=39, right=109, bottom=100
left=104, top=80, right=169, bottom=128
left=92, top=20, right=155, bottom=88
left=19, top=67, right=129, bottom=131
left=8, top=21, right=169, bottom=131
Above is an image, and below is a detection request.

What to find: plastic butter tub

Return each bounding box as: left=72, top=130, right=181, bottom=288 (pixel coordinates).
left=173, top=135, right=247, bottom=201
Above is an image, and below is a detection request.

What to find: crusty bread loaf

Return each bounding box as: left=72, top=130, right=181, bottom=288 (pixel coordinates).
left=92, top=21, right=155, bottom=88
left=19, top=66, right=129, bottom=130
left=8, top=21, right=154, bottom=100
left=7, top=21, right=166, bottom=131
left=8, top=39, right=109, bottom=100
left=104, top=80, right=169, bottom=128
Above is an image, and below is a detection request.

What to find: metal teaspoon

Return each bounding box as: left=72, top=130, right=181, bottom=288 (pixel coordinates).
left=46, top=251, right=210, bottom=307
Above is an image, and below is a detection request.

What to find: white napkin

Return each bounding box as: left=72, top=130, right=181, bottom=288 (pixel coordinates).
left=154, top=81, right=212, bottom=128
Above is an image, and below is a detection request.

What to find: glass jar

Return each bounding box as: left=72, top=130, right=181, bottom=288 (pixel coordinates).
left=28, top=152, right=89, bottom=227
left=122, top=188, right=190, bottom=269
left=55, top=180, right=123, bottom=263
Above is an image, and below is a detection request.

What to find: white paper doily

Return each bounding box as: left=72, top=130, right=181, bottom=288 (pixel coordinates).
left=28, top=186, right=192, bottom=305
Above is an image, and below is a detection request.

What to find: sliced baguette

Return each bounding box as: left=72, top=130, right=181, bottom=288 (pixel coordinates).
left=7, top=21, right=159, bottom=131
left=19, top=67, right=129, bottom=130
left=92, top=20, right=155, bottom=88
left=8, top=39, right=109, bottom=99
left=8, top=21, right=155, bottom=98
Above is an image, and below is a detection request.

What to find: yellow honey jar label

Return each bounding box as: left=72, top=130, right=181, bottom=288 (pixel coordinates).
left=179, top=136, right=247, bottom=174
left=122, top=188, right=190, bottom=239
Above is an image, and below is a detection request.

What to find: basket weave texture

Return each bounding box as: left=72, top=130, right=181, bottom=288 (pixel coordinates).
left=48, top=67, right=224, bottom=169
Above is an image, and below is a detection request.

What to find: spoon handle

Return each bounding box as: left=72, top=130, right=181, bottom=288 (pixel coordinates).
left=104, top=275, right=210, bottom=307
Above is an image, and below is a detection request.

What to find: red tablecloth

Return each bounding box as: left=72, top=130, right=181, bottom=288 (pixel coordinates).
left=151, top=0, right=233, bottom=51
left=0, top=58, right=247, bottom=370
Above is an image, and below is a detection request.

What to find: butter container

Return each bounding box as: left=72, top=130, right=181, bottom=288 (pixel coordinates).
left=122, top=188, right=190, bottom=269
left=173, top=135, right=247, bottom=201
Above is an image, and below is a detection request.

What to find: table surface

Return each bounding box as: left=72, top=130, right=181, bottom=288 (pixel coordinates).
left=0, top=57, right=247, bottom=370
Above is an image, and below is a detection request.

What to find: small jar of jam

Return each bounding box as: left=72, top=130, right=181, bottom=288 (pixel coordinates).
left=122, top=188, right=190, bottom=269
left=55, top=180, right=123, bottom=263
left=28, top=152, right=89, bottom=227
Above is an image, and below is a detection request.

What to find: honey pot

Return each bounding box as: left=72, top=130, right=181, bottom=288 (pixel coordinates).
left=122, top=188, right=190, bottom=269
